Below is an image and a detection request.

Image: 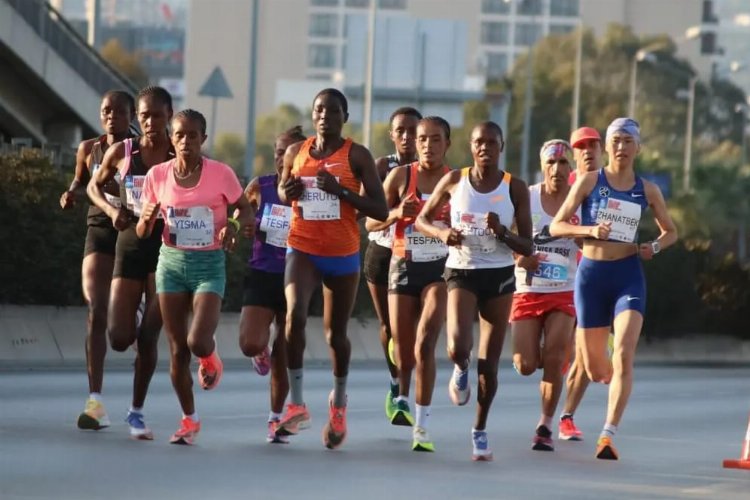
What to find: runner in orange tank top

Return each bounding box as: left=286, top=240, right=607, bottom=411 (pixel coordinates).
left=366, top=117, right=452, bottom=452
left=274, top=89, right=388, bottom=449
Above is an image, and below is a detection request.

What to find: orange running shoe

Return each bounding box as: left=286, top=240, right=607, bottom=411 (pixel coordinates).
left=275, top=403, right=311, bottom=437
left=595, top=436, right=619, bottom=460
left=198, top=350, right=223, bottom=391
left=169, top=416, right=201, bottom=445
left=322, top=391, right=347, bottom=450
left=559, top=416, right=583, bottom=441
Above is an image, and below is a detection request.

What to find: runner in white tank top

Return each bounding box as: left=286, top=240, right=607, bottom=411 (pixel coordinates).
left=415, top=121, right=533, bottom=461
left=510, top=139, right=580, bottom=453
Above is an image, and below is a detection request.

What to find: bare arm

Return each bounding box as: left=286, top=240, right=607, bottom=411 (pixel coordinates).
left=277, top=142, right=304, bottom=204
left=87, top=141, right=130, bottom=230
left=335, top=144, right=388, bottom=221
left=415, top=169, right=463, bottom=246
left=638, top=180, right=678, bottom=259
left=60, top=139, right=94, bottom=209
left=365, top=166, right=413, bottom=232
left=236, top=176, right=261, bottom=238
left=549, top=171, right=606, bottom=239
left=499, top=178, right=533, bottom=256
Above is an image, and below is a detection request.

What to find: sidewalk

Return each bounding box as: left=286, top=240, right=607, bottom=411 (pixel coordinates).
left=2, top=305, right=749, bottom=366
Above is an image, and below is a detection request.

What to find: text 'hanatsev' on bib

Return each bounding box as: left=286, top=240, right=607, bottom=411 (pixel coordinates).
left=260, top=203, right=292, bottom=248
left=167, top=205, right=215, bottom=249
left=595, top=198, right=641, bottom=243
left=297, top=176, right=341, bottom=220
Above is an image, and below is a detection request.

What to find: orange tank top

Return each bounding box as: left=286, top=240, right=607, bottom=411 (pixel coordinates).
left=287, top=137, right=362, bottom=256
left=392, top=162, right=451, bottom=260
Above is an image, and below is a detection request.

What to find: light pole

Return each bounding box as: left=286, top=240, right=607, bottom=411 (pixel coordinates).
left=362, top=0, right=376, bottom=149
left=683, top=75, right=697, bottom=192
left=514, top=0, right=539, bottom=184
left=571, top=21, right=583, bottom=130
left=628, top=49, right=656, bottom=117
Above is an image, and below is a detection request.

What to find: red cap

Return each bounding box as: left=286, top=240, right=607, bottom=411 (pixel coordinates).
left=570, top=127, right=601, bottom=148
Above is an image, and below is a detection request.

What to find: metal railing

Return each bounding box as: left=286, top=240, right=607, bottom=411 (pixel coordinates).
left=5, top=0, right=138, bottom=95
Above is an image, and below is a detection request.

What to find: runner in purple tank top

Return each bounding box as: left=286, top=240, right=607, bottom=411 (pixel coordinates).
left=239, top=125, right=306, bottom=443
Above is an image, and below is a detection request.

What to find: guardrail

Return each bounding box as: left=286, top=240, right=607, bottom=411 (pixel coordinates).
left=5, top=0, right=138, bottom=95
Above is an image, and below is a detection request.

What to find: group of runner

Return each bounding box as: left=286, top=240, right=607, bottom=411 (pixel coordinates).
left=62, top=85, right=677, bottom=461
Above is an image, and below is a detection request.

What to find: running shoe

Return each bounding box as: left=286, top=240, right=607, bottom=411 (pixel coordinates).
left=595, top=436, right=619, bottom=460
left=449, top=364, right=471, bottom=406
left=198, top=348, right=223, bottom=391
left=77, top=398, right=110, bottom=430
left=472, top=429, right=493, bottom=461
left=532, top=425, right=554, bottom=451
left=275, top=403, right=311, bottom=436
left=251, top=346, right=271, bottom=376
left=558, top=416, right=583, bottom=441
left=169, top=416, right=201, bottom=445
left=390, top=398, right=415, bottom=427
left=412, top=426, right=435, bottom=452
left=125, top=410, right=154, bottom=440
left=267, top=419, right=289, bottom=444
left=384, top=382, right=399, bottom=421
left=322, top=391, right=347, bottom=450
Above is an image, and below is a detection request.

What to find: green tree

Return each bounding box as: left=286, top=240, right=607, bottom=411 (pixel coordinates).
left=100, top=38, right=149, bottom=88
left=212, top=133, right=245, bottom=177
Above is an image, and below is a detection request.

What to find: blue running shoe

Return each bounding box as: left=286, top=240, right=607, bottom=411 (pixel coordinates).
left=472, top=429, right=493, bottom=461
left=449, top=364, right=471, bottom=406
left=125, top=410, right=153, bottom=441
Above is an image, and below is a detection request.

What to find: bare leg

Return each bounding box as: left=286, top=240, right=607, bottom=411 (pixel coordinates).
left=81, top=252, right=114, bottom=394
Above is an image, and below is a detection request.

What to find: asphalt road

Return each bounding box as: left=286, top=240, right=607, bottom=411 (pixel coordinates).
left=2, top=363, right=749, bottom=499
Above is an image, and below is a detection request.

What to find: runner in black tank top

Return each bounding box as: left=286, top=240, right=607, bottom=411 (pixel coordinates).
left=61, top=91, right=135, bottom=432
left=87, top=86, right=175, bottom=440
left=364, top=107, right=421, bottom=424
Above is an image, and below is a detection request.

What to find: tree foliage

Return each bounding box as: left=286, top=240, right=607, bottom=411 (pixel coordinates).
left=100, top=38, right=149, bottom=88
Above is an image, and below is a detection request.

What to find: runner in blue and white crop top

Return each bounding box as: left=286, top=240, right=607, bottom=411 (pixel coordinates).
left=549, top=117, right=678, bottom=461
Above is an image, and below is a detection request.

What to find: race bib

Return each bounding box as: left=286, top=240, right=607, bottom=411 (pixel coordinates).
left=530, top=251, right=569, bottom=288
left=454, top=211, right=497, bottom=254
left=259, top=203, right=292, bottom=248
left=298, top=176, right=340, bottom=220
left=595, top=198, right=641, bottom=243
left=167, top=206, right=214, bottom=249
left=405, top=222, right=448, bottom=262
left=124, top=175, right=145, bottom=216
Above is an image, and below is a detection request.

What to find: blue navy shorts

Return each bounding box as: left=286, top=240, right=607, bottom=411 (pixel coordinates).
left=574, top=254, right=646, bottom=328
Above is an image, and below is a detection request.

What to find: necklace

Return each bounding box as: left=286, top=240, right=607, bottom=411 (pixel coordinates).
left=173, top=158, right=202, bottom=180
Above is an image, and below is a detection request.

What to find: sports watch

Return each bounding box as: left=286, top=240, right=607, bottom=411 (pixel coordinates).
left=650, top=240, right=661, bottom=255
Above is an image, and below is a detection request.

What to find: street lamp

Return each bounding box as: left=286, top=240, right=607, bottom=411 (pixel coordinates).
left=628, top=49, right=657, bottom=117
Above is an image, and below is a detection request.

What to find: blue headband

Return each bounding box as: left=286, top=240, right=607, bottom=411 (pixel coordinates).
left=606, top=117, right=641, bottom=143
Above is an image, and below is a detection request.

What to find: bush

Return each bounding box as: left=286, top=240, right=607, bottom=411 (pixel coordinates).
left=0, top=151, right=86, bottom=305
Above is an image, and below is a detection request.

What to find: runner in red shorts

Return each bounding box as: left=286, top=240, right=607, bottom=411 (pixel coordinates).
left=511, top=139, right=580, bottom=452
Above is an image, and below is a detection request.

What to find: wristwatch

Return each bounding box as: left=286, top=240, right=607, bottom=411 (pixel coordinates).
left=650, top=240, right=661, bottom=254
left=340, top=188, right=350, bottom=199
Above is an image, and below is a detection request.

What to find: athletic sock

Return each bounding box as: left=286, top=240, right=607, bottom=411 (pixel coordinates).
left=268, top=411, right=282, bottom=422
left=288, top=368, right=304, bottom=405
left=390, top=377, right=399, bottom=387
left=89, top=392, right=102, bottom=402
left=600, top=423, right=617, bottom=439
left=129, top=406, right=143, bottom=414
left=184, top=412, right=199, bottom=422
left=394, top=395, right=408, bottom=404
left=416, top=404, right=431, bottom=429
left=560, top=412, right=574, bottom=421
left=333, top=376, right=347, bottom=408
left=538, top=414, right=553, bottom=430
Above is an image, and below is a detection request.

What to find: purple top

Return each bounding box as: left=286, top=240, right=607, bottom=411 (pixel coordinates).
left=250, top=174, right=287, bottom=274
